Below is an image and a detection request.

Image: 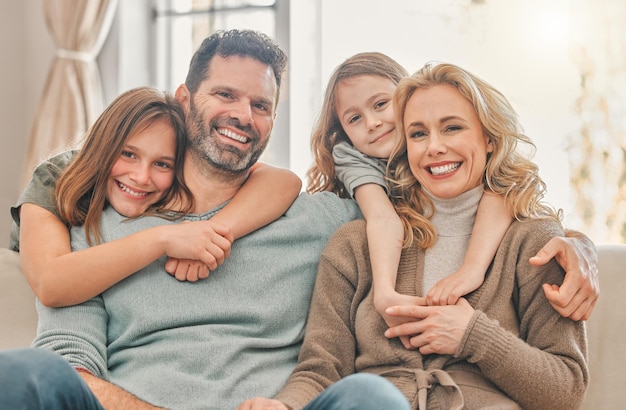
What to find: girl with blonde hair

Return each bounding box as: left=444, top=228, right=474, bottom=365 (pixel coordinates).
left=307, top=52, right=513, bottom=339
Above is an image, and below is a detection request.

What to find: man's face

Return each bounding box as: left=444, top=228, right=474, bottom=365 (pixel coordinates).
left=184, top=55, right=278, bottom=174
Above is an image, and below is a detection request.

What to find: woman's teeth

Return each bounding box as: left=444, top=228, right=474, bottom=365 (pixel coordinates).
left=429, top=162, right=460, bottom=175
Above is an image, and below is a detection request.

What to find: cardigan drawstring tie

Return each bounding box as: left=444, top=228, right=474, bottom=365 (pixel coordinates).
left=379, top=367, right=464, bottom=409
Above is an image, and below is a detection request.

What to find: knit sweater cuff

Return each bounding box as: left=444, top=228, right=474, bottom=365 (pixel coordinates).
left=456, top=310, right=512, bottom=372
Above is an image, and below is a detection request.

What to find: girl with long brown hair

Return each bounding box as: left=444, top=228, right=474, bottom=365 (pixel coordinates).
left=15, top=86, right=301, bottom=307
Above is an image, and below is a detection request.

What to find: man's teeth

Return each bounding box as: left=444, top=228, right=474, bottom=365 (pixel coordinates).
left=429, top=163, right=460, bottom=176
left=117, top=182, right=147, bottom=197
left=218, top=128, right=248, bottom=143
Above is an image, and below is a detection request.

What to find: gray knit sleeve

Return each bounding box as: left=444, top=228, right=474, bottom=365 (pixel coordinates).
left=9, top=150, right=77, bottom=251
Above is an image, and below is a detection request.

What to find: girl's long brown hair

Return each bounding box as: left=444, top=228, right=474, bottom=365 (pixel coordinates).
left=55, top=87, right=193, bottom=245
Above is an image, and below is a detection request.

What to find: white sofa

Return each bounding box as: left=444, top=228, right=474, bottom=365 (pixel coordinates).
left=0, top=245, right=624, bottom=408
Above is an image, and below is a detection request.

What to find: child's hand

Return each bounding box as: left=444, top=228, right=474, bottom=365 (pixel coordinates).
left=160, top=220, right=234, bottom=282
left=165, top=258, right=210, bottom=282
left=163, top=221, right=234, bottom=270
left=374, top=290, right=427, bottom=349
left=426, top=267, right=485, bottom=306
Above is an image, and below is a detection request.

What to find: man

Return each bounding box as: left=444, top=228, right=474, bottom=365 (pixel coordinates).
left=0, top=29, right=598, bottom=409
left=1, top=29, right=360, bottom=410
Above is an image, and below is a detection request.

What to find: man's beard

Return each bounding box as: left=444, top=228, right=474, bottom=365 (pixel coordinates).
left=186, top=101, right=269, bottom=175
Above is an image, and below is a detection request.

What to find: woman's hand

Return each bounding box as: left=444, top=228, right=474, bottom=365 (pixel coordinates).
left=383, top=298, right=475, bottom=355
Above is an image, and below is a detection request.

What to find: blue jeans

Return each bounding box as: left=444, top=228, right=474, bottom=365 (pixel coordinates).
left=0, top=348, right=104, bottom=410
left=303, top=373, right=410, bottom=410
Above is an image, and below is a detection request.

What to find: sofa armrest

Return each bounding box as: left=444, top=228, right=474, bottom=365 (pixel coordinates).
left=582, top=244, right=626, bottom=409
left=0, top=248, right=37, bottom=350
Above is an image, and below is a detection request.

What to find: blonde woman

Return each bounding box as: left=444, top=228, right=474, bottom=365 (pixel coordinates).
left=241, top=63, right=588, bottom=410
left=306, top=53, right=598, bottom=329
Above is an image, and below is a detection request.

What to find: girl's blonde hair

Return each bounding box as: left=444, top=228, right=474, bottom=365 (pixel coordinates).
left=55, top=86, right=193, bottom=245
left=306, top=52, right=409, bottom=197
left=388, top=62, right=560, bottom=248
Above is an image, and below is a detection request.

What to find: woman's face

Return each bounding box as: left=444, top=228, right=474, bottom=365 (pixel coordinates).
left=107, top=119, right=177, bottom=217
left=335, top=75, right=399, bottom=159
left=403, top=84, right=493, bottom=199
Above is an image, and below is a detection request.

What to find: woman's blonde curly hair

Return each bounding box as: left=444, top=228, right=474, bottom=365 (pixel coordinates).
left=387, top=62, right=561, bottom=248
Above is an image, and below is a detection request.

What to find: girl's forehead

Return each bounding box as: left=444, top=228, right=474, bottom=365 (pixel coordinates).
left=337, top=75, right=396, bottom=97
left=339, top=74, right=395, bottom=87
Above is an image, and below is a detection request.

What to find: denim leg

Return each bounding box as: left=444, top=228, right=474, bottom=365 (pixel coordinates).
left=303, top=373, right=410, bottom=410
left=0, top=348, right=104, bottom=410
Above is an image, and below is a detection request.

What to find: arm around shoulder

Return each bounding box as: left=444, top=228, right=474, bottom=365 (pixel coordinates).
left=212, top=162, right=302, bottom=239
left=529, top=228, right=599, bottom=320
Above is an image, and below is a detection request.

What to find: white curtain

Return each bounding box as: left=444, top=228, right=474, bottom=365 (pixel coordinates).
left=20, top=0, right=119, bottom=188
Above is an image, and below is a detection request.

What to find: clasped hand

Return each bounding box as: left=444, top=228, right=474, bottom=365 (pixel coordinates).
left=161, top=220, right=234, bottom=281
left=383, top=297, right=475, bottom=355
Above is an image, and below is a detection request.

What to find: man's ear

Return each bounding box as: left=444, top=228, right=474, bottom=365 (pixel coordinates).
left=175, top=84, right=190, bottom=113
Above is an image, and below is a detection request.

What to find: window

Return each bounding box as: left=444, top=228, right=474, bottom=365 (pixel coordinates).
left=152, top=0, right=278, bottom=92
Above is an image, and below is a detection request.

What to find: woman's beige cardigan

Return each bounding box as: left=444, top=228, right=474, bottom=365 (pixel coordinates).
left=274, top=219, right=588, bottom=410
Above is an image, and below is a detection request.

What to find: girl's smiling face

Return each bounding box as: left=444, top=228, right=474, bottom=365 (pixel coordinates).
left=335, top=75, right=400, bottom=159
left=403, top=84, right=493, bottom=199
left=107, top=119, right=177, bottom=217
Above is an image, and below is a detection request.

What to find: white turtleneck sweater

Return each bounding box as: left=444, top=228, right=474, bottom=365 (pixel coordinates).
left=421, top=185, right=484, bottom=295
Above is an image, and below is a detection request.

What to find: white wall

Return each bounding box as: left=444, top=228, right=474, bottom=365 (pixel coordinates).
left=290, top=0, right=580, bottom=229
left=0, top=0, right=53, bottom=248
